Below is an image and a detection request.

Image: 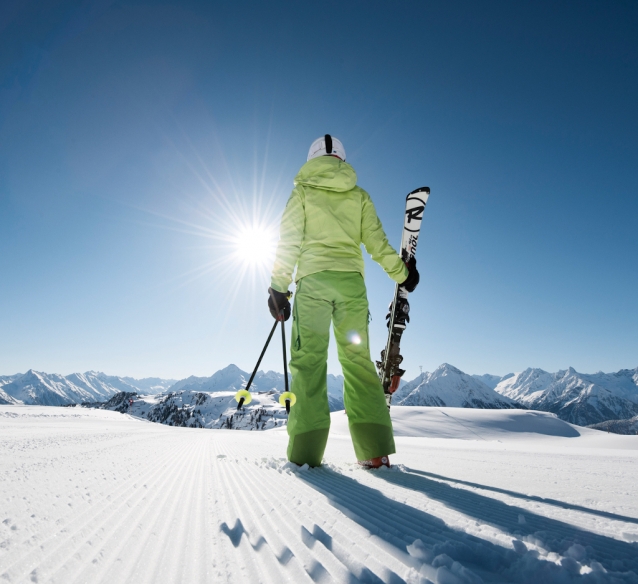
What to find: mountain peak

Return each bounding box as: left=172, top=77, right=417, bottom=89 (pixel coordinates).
left=395, top=363, right=518, bottom=409
left=436, top=363, right=463, bottom=375
left=494, top=365, right=638, bottom=426
left=24, top=369, right=44, bottom=380
left=520, top=367, right=549, bottom=376
left=220, top=364, right=242, bottom=372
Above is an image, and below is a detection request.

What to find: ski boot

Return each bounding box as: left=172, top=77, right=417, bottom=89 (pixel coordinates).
left=357, top=456, right=391, bottom=469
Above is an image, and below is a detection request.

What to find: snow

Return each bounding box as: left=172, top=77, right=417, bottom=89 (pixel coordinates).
left=589, top=416, right=638, bottom=435
left=330, top=407, right=583, bottom=440
left=0, top=370, right=171, bottom=406
left=0, top=388, right=18, bottom=406
left=120, top=376, right=177, bottom=395
left=471, top=373, right=514, bottom=391
left=1, top=405, right=637, bottom=583
left=0, top=375, right=22, bottom=388
left=6, top=364, right=638, bottom=430
left=167, top=365, right=345, bottom=411
left=495, top=368, right=556, bottom=402
left=494, top=367, right=638, bottom=426
left=394, top=364, right=518, bottom=409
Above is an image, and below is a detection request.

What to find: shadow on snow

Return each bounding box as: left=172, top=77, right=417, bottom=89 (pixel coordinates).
left=407, top=469, right=638, bottom=526
left=296, top=467, right=638, bottom=584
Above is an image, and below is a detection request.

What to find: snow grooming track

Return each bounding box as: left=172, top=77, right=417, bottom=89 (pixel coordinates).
left=2, top=428, right=187, bottom=582
left=4, top=427, right=212, bottom=584
left=2, top=406, right=638, bottom=583
left=217, top=451, right=411, bottom=583
left=213, top=445, right=310, bottom=582
left=76, top=433, right=214, bottom=584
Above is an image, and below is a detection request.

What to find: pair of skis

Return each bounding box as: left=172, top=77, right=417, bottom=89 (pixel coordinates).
left=376, top=186, right=430, bottom=408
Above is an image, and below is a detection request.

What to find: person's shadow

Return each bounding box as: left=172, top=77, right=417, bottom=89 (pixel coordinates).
left=297, top=466, right=638, bottom=583
left=404, top=469, right=638, bottom=526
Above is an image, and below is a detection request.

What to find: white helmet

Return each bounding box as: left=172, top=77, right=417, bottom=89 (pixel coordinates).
left=307, top=134, right=346, bottom=161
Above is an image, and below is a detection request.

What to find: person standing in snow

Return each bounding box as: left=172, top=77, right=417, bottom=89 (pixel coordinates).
left=268, top=135, right=419, bottom=468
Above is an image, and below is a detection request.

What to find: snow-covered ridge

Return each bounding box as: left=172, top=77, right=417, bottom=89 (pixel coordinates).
left=490, top=367, right=638, bottom=426
left=88, top=388, right=290, bottom=431
left=397, top=363, right=638, bottom=427
left=0, top=365, right=345, bottom=411
left=4, top=363, right=637, bottom=428
left=0, top=370, right=177, bottom=406
left=588, top=415, right=638, bottom=435
left=167, top=365, right=345, bottom=411
left=80, top=364, right=346, bottom=431
left=394, top=363, right=520, bottom=409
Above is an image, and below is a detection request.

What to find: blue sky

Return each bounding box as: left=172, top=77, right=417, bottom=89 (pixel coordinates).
left=1, top=0, right=636, bottom=380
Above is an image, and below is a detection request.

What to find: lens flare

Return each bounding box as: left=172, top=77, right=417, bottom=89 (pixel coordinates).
left=347, top=331, right=362, bottom=345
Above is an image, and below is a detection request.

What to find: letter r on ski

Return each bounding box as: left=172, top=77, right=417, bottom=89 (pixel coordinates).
left=406, top=206, right=424, bottom=223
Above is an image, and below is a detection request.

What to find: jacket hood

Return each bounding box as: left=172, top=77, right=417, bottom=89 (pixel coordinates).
left=294, top=156, right=357, bottom=192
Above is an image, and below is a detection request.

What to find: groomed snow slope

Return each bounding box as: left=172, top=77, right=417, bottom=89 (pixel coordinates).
left=1, top=406, right=637, bottom=583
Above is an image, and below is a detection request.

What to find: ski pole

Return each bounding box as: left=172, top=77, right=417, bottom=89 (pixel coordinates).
left=235, top=319, right=279, bottom=410
left=277, top=308, right=296, bottom=414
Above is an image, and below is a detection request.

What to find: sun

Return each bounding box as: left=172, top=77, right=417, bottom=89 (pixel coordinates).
left=231, top=224, right=278, bottom=268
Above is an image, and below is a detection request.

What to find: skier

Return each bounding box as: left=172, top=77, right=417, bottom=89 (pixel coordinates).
left=268, top=135, right=419, bottom=468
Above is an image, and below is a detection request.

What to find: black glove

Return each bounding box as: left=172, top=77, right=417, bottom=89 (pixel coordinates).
left=401, top=256, right=419, bottom=293
left=268, top=287, right=291, bottom=321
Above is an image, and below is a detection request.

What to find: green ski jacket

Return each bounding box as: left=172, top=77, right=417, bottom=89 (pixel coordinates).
left=271, top=156, right=408, bottom=293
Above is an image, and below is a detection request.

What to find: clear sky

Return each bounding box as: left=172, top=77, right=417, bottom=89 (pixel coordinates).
left=1, top=0, right=637, bottom=380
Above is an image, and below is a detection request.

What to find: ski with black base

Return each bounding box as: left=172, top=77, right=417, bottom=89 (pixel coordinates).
left=376, top=186, right=430, bottom=408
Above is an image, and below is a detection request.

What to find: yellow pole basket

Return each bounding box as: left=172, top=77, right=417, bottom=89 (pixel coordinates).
left=235, top=389, right=252, bottom=407
left=279, top=391, right=296, bottom=413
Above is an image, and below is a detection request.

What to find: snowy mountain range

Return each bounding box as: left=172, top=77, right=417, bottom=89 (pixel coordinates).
left=0, top=365, right=345, bottom=411
left=484, top=367, right=638, bottom=426
left=0, top=370, right=177, bottom=406
left=86, top=387, right=291, bottom=431
left=4, top=363, right=637, bottom=429
left=167, top=364, right=345, bottom=411
left=78, top=362, right=525, bottom=433
left=79, top=364, right=346, bottom=430
left=393, top=363, right=520, bottom=409
left=394, top=364, right=638, bottom=427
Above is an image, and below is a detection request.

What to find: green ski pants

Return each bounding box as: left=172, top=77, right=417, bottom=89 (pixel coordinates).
left=287, top=271, right=395, bottom=466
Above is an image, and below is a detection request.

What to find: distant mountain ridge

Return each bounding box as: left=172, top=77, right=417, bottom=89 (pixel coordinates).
left=471, top=373, right=514, bottom=390
left=490, top=367, right=638, bottom=426
left=78, top=364, right=346, bottom=432
left=168, top=365, right=345, bottom=411
left=397, top=364, right=638, bottom=426
left=588, top=416, right=638, bottom=435
left=0, top=366, right=344, bottom=411
left=394, top=364, right=520, bottom=409
left=0, top=370, right=177, bottom=406
left=3, top=364, right=637, bottom=428
left=88, top=388, right=291, bottom=431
